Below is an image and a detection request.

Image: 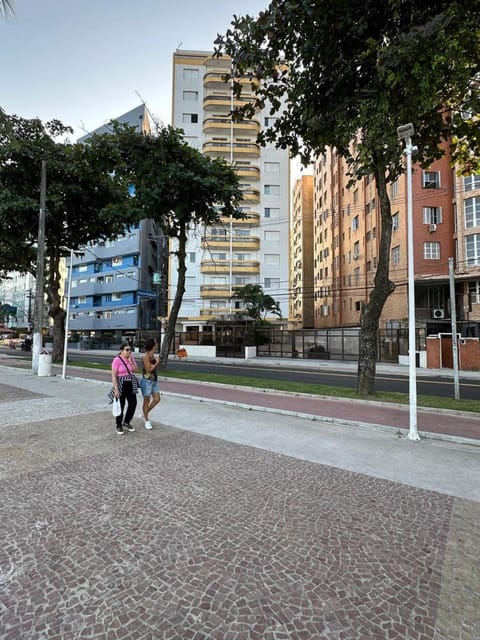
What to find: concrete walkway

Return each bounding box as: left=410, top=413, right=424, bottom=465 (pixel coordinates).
left=0, top=363, right=479, bottom=639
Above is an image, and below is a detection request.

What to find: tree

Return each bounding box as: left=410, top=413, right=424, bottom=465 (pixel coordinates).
left=215, top=0, right=480, bottom=395
left=0, top=114, right=136, bottom=361
left=232, top=283, right=281, bottom=324
left=94, top=125, right=244, bottom=367
left=0, top=0, right=14, bottom=20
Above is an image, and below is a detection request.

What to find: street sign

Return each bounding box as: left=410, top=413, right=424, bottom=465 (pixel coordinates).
left=137, top=289, right=156, bottom=298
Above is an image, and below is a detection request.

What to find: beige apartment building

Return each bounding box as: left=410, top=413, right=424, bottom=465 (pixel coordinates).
left=290, top=175, right=314, bottom=327
left=170, top=50, right=290, bottom=329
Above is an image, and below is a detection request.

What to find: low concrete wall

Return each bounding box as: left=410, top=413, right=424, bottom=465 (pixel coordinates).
left=178, top=344, right=216, bottom=358
left=398, top=351, right=426, bottom=368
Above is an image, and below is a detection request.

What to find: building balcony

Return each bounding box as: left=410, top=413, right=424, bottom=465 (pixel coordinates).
left=220, top=212, right=260, bottom=226
left=203, top=71, right=259, bottom=89
left=235, top=164, right=260, bottom=180
left=241, top=188, right=260, bottom=204
left=201, top=260, right=260, bottom=274
left=202, top=235, right=260, bottom=251
left=203, top=117, right=260, bottom=136
left=203, top=94, right=255, bottom=111
left=202, top=140, right=260, bottom=158
left=204, top=56, right=231, bottom=70
left=200, top=284, right=237, bottom=298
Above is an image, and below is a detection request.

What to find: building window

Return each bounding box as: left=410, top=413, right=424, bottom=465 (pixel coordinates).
left=112, top=293, right=122, bottom=301
left=264, top=117, right=277, bottom=126
left=264, top=184, right=280, bottom=195
left=465, top=197, right=480, bottom=228
left=422, top=171, right=440, bottom=189
left=183, top=68, right=199, bottom=79
left=264, top=277, right=280, bottom=288
left=464, top=174, right=480, bottom=192
left=264, top=230, right=280, bottom=241
left=78, top=265, right=88, bottom=272
left=183, top=90, right=199, bottom=101
left=392, top=212, right=399, bottom=231
left=353, top=241, right=360, bottom=259
left=264, top=207, right=280, bottom=219
left=182, top=113, right=198, bottom=123
left=264, top=162, right=280, bottom=173
left=112, top=257, right=122, bottom=266
left=423, top=206, right=443, bottom=224
left=466, top=234, right=480, bottom=265
left=468, top=280, right=480, bottom=303
left=352, top=216, right=359, bottom=230
left=392, top=245, right=400, bottom=265
left=424, top=242, right=440, bottom=259
left=390, top=180, right=398, bottom=198
left=264, top=253, right=280, bottom=265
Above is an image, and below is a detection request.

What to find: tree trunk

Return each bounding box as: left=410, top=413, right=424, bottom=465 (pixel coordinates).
left=46, top=257, right=66, bottom=362
left=159, top=223, right=187, bottom=369
left=356, top=164, right=395, bottom=396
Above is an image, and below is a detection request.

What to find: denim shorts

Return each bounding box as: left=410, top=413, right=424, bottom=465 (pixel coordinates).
left=140, top=377, right=160, bottom=397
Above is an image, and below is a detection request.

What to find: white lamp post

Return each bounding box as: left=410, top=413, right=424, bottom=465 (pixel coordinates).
left=61, top=247, right=84, bottom=379
left=397, top=123, right=420, bottom=441
left=61, top=248, right=74, bottom=379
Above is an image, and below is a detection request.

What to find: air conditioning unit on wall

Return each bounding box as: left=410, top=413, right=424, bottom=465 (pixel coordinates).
left=432, top=308, right=445, bottom=319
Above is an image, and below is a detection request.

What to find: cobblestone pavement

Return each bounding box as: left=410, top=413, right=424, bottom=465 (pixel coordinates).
left=0, top=380, right=479, bottom=640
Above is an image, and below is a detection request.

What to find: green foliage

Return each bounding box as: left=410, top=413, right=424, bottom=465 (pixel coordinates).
left=232, top=283, right=282, bottom=323
left=91, top=123, right=244, bottom=365
left=216, top=0, right=480, bottom=178
left=215, top=0, right=480, bottom=395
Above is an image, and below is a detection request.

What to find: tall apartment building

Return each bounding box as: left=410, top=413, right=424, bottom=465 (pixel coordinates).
left=453, top=171, right=480, bottom=332
left=0, top=271, right=36, bottom=329
left=310, top=142, right=458, bottom=332
left=67, top=105, right=166, bottom=342
left=170, top=50, right=290, bottom=330
left=290, top=175, right=314, bottom=327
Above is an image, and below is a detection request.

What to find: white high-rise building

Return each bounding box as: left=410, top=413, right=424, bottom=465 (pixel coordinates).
left=171, top=50, right=290, bottom=329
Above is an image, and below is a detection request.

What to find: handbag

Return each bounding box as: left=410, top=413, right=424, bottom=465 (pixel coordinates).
left=112, top=397, right=122, bottom=417
left=118, top=356, right=139, bottom=393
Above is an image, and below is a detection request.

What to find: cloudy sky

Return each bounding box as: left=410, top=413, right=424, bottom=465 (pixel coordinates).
left=1, top=0, right=267, bottom=139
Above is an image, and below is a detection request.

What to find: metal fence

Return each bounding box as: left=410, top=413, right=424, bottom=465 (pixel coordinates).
left=168, top=327, right=426, bottom=362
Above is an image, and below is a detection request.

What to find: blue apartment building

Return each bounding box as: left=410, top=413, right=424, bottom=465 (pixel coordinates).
left=67, top=105, right=167, bottom=343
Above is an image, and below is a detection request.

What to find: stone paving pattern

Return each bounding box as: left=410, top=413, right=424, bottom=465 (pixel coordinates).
left=0, top=384, right=479, bottom=639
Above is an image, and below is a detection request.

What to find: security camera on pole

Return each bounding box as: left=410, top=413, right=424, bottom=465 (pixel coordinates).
left=397, top=124, right=420, bottom=441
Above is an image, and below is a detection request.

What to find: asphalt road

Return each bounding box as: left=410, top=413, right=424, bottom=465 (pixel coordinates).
left=66, top=350, right=480, bottom=400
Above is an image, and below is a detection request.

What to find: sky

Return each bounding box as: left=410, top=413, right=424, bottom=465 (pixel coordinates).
left=0, top=0, right=268, bottom=140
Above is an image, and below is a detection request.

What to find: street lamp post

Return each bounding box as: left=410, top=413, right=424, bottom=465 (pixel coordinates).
left=61, top=248, right=74, bottom=379
left=61, top=247, right=84, bottom=379
left=397, top=123, right=420, bottom=441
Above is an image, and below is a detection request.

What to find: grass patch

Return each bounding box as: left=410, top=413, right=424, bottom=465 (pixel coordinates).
left=67, top=359, right=480, bottom=415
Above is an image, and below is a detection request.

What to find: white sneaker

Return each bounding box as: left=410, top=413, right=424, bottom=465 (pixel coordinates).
left=144, top=420, right=153, bottom=430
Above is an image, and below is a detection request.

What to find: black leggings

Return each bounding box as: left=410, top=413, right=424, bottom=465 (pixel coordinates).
left=116, top=382, right=137, bottom=427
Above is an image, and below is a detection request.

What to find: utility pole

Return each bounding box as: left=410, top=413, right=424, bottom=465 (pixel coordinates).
left=449, top=257, right=460, bottom=399
left=32, top=160, right=47, bottom=374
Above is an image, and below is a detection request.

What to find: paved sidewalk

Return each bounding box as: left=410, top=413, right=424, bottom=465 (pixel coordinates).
left=1, top=365, right=479, bottom=639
